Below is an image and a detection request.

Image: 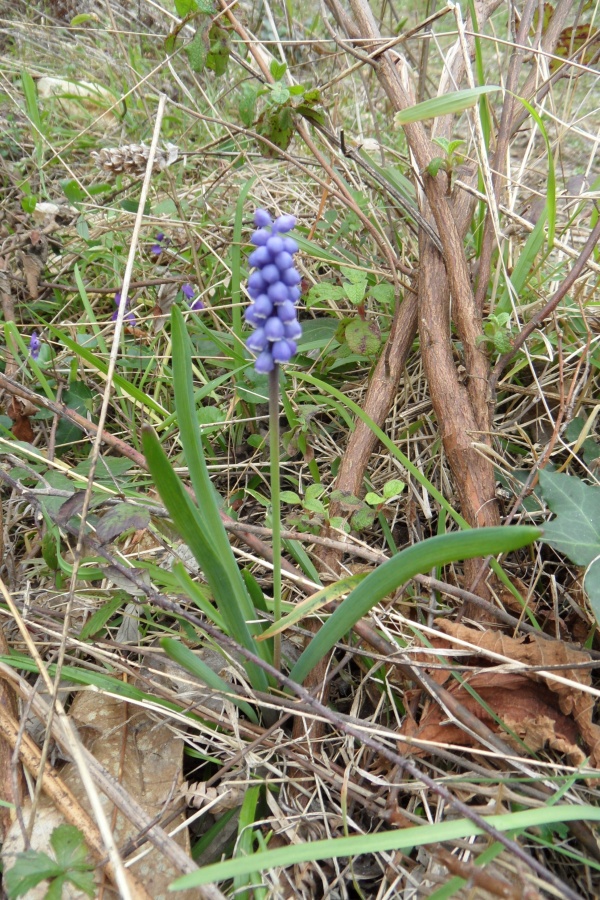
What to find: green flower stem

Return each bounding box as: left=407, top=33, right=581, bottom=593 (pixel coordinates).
left=269, top=365, right=282, bottom=671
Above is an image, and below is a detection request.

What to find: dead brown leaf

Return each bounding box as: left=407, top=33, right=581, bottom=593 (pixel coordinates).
left=398, top=621, right=600, bottom=767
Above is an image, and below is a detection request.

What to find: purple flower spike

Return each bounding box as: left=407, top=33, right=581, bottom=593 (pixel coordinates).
left=29, top=331, right=41, bottom=360
left=245, top=208, right=302, bottom=373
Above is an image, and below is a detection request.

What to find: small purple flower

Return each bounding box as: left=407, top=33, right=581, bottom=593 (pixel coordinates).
left=29, top=330, right=41, bottom=360
left=245, top=210, right=303, bottom=373
left=151, top=232, right=170, bottom=257
left=189, top=299, right=205, bottom=312
left=111, top=290, right=135, bottom=326
left=181, top=283, right=195, bottom=300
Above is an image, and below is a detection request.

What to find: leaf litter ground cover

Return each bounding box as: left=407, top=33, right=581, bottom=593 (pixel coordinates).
left=0, top=1, right=600, bottom=898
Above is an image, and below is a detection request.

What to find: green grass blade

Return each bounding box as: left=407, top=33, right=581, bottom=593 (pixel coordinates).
left=170, top=307, right=269, bottom=653
left=394, top=86, right=500, bottom=124
left=289, top=527, right=540, bottom=685
left=51, top=328, right=168, bottom=418
left=231, top=176, right=256, bottom=348
left=170, top=804, right=600, bottom=889
left=496, top=213, right=546, bottom=315
left=141, top=425, right=269, bottom=692
left=160, top=638, right=258, bottom=724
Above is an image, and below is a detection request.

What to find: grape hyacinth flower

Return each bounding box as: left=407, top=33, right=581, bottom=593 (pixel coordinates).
left=245, top=209, right=302, bottom=374
left=29, top=330, right=41, bottom=360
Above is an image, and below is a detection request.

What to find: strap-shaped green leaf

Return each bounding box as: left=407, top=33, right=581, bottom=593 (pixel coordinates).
left=289, top=526, right=540, bottom=685
left=394, top=86, right=500, bottom=124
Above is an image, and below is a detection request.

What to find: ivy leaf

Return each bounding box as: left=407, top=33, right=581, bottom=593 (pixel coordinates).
left=345, top=319, right=381, bottom=356
left=96, top=503, right=150, bottom=543
left=538, top=470, right=600, bottom=622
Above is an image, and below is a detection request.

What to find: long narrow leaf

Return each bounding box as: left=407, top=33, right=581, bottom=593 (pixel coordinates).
left=394, top=86, right=500, bottom=124
left=161, top=638, right=258, bottom=723
left=170, top=803, right=600, bottom=889
left=170, top=305, right=270, bottom=663
left=289, top=527, right=540, bottom=685
left=142, top=425, right=269, bottom=692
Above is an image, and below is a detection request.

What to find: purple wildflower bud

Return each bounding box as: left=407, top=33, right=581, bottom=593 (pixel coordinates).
left=263, top=317, right=285, bottom=342
left=267, top=281, right=290, bottom=305
left=266, top=235, right=285, bottom=255
left=272, top=339, right=294, bottom=364
left=114, top=291, right=122, bottom=306
left=272, top=214, right=296, bottom=233
left=281, top=267, right=301, bottom=286
left=181, top=283, right=195, bottom=299
left=251, top=228, right=271, bottom=247
left=254, top=209, right=272, bottom=228
left=261, top=264, right=280, bottom=285
left=274, top=251, right=293, bottom=270
left=244, top=305, right=263, bottom=327
left=253, top=295, right=273, bottom=319
left=255, top=350, right=275, bottom=373
left=246, top=328, right=267, bottom=352
left=156, top=232, right=165, bottom=242
left=29, top=330, right=41, bottom=360
left=282, top=237, right=299, bottom=254
left=284, top=320, right=302, bottom=340
left=248, top=271, right=266, bottom=293
left=277, top=300, right=297, bottom=324
left=151, top=243, right=163, bottom=256
left=190, top=299, right=204, bottom=311
left=248, top=246, right=272, bottom=268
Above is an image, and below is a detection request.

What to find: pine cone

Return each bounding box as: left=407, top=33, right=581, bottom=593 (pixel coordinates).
left=90, top=142, right=179, bottom=176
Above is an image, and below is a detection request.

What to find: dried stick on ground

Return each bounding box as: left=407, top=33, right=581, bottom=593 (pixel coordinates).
left=323, top=1, right=501, bottom=611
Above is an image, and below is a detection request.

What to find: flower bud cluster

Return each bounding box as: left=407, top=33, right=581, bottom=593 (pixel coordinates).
left=245, top=209, right=302, bottom=373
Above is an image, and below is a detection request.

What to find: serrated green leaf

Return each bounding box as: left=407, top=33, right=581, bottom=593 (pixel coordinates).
left=426, top=157, right=444, bottom=177
left=304, top=498, right=326, bottom=515
left=370, top=284, right=395, bottom=305
left=256, top=105, right=294, bottom=154
left=394, top=85, right=500, bottom=124
left=50, top=825, right=91, bottom=871
left=345, top=319, right=381, bottom=356
left=269, top=82, right=290, bottom=105
left=5, top=851, right=62, bottom=897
